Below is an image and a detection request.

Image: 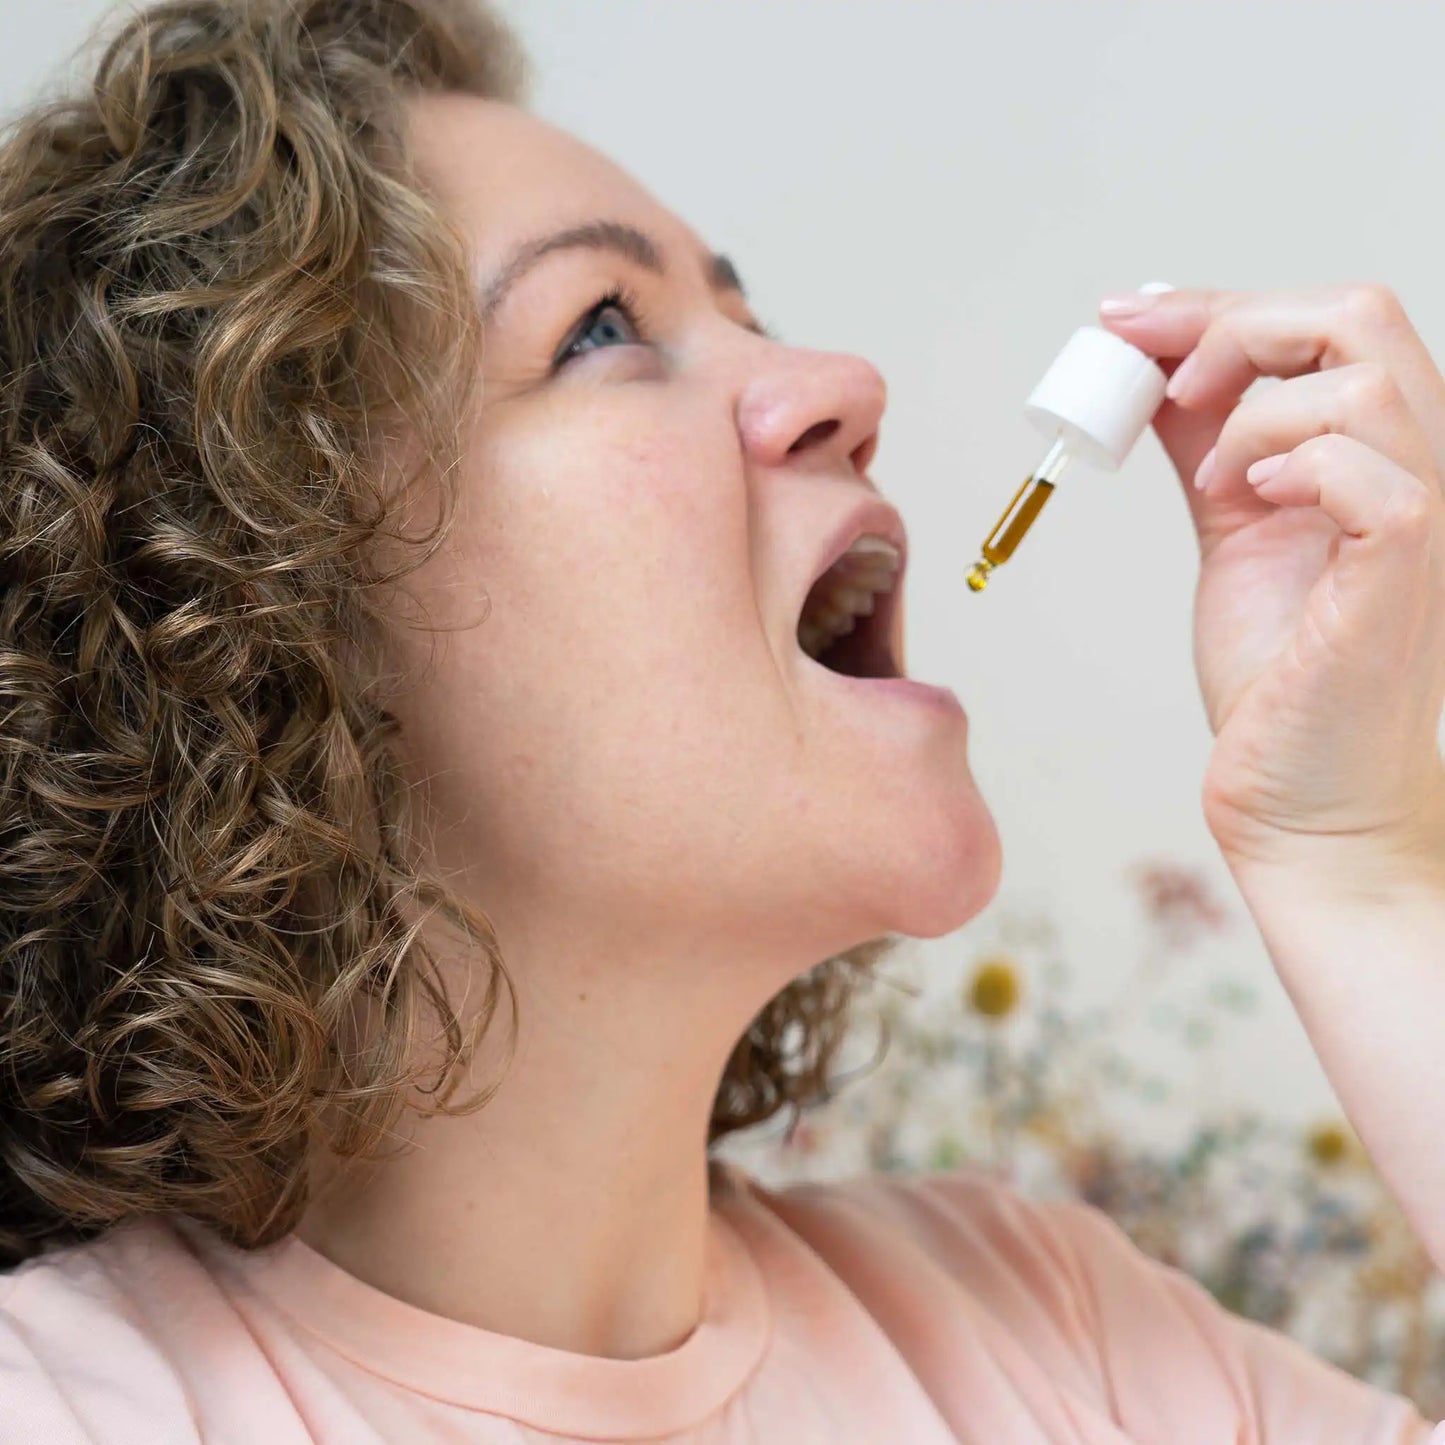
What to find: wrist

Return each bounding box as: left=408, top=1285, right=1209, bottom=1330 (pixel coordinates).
left=1219, top=796, right=1445, bottom=914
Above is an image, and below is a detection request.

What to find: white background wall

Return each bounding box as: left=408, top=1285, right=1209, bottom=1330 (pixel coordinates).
left=9, top=1, right=1445, bottom=1131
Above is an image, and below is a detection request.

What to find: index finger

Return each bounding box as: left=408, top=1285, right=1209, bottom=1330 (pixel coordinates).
left=1099, top=285, right=1445, bottom=458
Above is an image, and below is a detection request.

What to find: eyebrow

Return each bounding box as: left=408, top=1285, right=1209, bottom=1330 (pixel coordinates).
left=477, top=219, right=759, bottom=330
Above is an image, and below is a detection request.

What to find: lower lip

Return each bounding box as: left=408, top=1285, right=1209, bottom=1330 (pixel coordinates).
left=826, top=669, right=966, bottom=714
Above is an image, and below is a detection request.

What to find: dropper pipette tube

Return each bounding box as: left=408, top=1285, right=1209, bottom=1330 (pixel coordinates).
left=965, top=435, right=1073, bottom=592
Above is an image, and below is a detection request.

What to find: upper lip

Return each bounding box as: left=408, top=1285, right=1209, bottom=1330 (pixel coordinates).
left=801, top=496, right=909, bottom=607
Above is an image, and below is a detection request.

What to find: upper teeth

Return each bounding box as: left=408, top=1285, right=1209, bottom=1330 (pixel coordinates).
left=798, top=534, right=902, bottom=660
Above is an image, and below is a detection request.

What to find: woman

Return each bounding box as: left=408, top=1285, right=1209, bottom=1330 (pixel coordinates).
left=2, top=0, right=1444, bottom=1440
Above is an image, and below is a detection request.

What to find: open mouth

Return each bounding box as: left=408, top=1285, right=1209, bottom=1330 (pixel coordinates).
left=796, top=534, right=902, bottom=679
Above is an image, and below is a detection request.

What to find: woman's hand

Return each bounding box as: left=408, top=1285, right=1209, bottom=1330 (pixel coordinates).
left=1098, top=284, right=1445, bottom=877
left=1100, top=287, right=1445, bottom=1282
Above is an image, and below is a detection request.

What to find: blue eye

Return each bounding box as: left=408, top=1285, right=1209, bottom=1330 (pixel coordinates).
left=555, top=287, right=646, bottom=369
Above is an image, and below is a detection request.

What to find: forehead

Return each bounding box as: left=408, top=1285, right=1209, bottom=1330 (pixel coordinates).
left=404, top=93, right=701, bottom=272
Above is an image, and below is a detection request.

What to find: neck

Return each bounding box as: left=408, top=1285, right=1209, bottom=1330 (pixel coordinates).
left=295, top=920, right=768, bottom=1360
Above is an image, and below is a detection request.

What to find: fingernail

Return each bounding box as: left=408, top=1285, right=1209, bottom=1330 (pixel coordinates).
left=1165, top=354, right=1198, bottom=401
left=1246, top=452, right=1289, bottom=485
left=1193, top=445, right=1218, bottom=491
left=1099, top=292, right=1161, bottom=317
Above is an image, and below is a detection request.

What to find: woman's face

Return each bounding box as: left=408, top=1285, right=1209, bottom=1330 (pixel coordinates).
left=395, top=95, right=999, bottom=968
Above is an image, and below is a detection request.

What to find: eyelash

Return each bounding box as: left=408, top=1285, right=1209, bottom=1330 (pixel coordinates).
left=553, top=285, right=649, bottom=371
left=553, top=287, right=779, bottom=374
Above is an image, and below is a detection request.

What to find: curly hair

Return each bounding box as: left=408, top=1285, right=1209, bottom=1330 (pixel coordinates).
left=0, top=0, right=898, bottom=1271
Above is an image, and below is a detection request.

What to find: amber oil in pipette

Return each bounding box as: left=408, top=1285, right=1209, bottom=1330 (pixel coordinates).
left=966, top=437, right=1072, bottom=592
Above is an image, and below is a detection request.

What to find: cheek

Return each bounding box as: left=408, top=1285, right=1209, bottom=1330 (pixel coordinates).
left=414, top=409, right=768, bottom=788
left=496, top=414, right=748, bottom=665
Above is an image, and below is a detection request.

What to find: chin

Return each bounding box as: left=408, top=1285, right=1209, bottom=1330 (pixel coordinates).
left=876, top=792, right=1003, bottom=940
left=895, top=826, right=999, bottom=936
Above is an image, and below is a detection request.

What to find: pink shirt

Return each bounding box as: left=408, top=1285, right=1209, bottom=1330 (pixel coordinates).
left=0, top=1158, right=1439, bottom=1443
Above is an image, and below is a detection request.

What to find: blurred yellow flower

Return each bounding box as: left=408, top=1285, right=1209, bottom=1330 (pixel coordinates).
left=1306, top=1121, right=1349, bottom=1167
left=968, top=958, right=1021, bottom=1019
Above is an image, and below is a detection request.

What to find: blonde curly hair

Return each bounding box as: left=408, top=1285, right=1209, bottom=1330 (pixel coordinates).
left=0, top=0, right=897, bottom=1270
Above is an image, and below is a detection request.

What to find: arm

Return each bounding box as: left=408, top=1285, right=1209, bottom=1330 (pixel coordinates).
left=1098, top=279, right=1445, bottom=1278
left=1230, top=837, right=1445, bottom=1277
left=1089, top=282, right=1445, bottom=1436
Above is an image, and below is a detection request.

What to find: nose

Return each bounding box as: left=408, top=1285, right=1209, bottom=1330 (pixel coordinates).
left=736, top=347, right=886, bottom=477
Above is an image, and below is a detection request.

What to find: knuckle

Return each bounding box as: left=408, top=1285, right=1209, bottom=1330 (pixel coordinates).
left=1383, top=480, right=1434, bottom=535
left=1341, top=281, right=1407, bottom=332
left=1338, top=361, right=1403, bottom=418
left=1294, top=433, right=1350, bottom=471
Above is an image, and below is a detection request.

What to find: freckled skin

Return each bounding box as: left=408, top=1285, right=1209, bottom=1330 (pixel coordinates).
left=388, top=95, right=1000, bottom=966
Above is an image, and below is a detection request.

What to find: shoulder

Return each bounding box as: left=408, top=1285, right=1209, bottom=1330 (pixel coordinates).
left=715, top=1159, right=1134, bottom=1349
left=0, top=1217, right=206, bottom=1444
left=716, top=1155, right=1128, bottom=1302
left=714, top=1159, right=1436, bottom=1442
left=717, top=1156, right=1315, bottom=1356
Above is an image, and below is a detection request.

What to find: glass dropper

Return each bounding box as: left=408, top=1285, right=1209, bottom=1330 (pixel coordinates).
left=965, top=436, right=1073, bottom=592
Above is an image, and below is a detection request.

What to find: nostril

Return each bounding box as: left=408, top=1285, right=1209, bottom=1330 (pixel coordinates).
left=788, top=419, right=840, bottom=453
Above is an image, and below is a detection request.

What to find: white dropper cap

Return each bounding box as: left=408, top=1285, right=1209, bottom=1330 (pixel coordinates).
left=1021, top=281, right=1174, bottom=471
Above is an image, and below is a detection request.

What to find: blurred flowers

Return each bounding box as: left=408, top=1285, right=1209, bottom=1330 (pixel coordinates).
left=1306, top=1121, right=1351, bottom=1168
left=1131, top=860, right=1231, bottom=945
left=967, top=958, right=1022, bottom=1018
